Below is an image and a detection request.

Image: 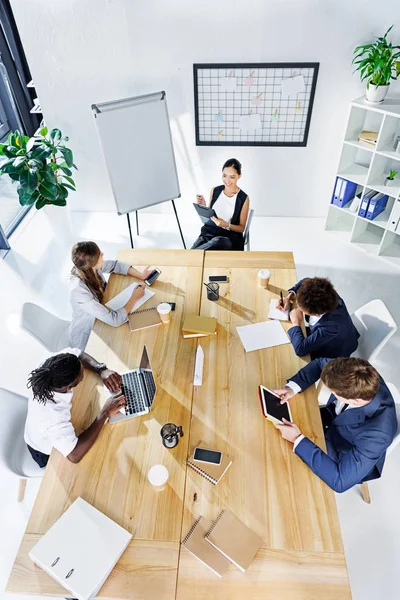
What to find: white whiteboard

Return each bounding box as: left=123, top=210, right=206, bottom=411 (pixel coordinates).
left=92, top=92, right=180, bottom=214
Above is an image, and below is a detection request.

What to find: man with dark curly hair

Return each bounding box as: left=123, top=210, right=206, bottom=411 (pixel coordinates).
left=278, top=277, right=359, bottom=359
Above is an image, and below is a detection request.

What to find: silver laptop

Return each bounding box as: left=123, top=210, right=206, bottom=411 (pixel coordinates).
left=109, top=346, right=157, bottom=423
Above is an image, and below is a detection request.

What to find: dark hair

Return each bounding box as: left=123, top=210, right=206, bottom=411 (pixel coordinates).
left=296, top=277, right=339, bottom=315
left=321, top=358, right=380, bottom=401
left=71, top=241, right=104, bottom=302
left=27, top=353, right=82, bottom=404
left=223, top=158, right=242, bottom=175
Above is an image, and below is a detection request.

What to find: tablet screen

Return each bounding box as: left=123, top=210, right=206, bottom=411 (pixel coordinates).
left=259, top=385, right=292, bottom=423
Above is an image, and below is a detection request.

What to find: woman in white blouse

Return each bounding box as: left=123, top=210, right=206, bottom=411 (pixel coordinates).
left=191, top=158, right=250, bottom=250
left=69, top=241, right=152, bottom=350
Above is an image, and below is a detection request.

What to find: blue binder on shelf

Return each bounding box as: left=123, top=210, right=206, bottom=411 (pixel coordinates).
left=358, top=190, right=378, bottom=218
left=331, top=177, right=358, bottom=208
left=366, top=193, right=388, bottom=220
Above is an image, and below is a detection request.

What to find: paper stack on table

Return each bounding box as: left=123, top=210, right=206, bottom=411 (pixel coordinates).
left=268, top=298, right=289, bottom=321
left=106, top=283, right=155, bottom=314
left=236, top=320, right=289, bottom=352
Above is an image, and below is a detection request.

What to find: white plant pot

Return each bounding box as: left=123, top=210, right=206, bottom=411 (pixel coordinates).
left=385, top=177, right=398, bottom=188
left=365, top=84, right=389, bottom=104
left=43, top=203, right=73, bottom=246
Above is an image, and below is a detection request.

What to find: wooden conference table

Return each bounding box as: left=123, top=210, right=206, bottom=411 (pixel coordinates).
left=7, top=249, right=351, bottom=600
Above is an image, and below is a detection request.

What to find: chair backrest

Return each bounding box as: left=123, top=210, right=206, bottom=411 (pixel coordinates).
left=243, top=209, right=254, bottom=249
left=351, top=299, right=397, bottom=362
left=0, top=388, right=31, bottom=476
left=22, top=303, right=71, bottom=352
left=386, top=383, right=400, bottom=456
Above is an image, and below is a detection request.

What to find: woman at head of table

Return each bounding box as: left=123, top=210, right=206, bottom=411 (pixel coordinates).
left=69, top=241, right=153, bottom=350
left=191, top=158, right=250, bottom=251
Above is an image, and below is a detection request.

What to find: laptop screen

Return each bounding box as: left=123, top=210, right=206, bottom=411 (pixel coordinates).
left=139, top=346, right=157, bottom=408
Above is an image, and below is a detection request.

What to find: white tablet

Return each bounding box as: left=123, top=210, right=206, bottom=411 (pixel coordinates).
left=258, top=385, right=292, bottom=424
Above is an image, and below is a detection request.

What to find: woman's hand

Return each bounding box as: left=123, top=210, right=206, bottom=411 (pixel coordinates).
left=290, top=308, right=303, bottom=326
left=196, top=194, right=206, bottom=206
left=277, top=290, right=295, bottom=311
left=132, top=284, right=145, bottom=302
left=139, top=266, right=153, bottom=281
left=211, top=216, right=229, bottom=229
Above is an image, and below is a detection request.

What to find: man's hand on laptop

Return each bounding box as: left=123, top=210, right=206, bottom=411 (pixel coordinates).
left=101, top=392, right=126, bottom=419
left=100, top=369, right=122, bottom=392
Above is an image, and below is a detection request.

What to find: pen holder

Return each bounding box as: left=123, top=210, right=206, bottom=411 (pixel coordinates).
left=160, top=423, right=183, bottom=448
left=206, top=282, right=219, bottom=301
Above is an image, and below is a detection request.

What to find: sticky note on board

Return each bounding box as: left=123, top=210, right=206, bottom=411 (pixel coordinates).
left=239, top=114, right=262, bottom=132
left=280, top=74, right=305, bottom=98
left=221, top=77, right=237, bottom=92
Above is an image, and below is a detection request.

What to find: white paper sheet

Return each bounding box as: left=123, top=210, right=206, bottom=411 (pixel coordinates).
left=239, top=114, right=262, bottom=132
left=280, top=74, right=305, bottom=98
left=268, top=299, right=289, bottom=321
left=193, top=345, right=204, bottom=386
left=106, top=282, right=155, bottom=314
left=236, top=320, right=289, bottom=353
left=220, top=77, right=237, bottom=91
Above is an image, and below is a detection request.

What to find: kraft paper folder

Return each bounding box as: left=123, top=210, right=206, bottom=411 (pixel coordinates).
left=182, top=516, right=230, bottom=577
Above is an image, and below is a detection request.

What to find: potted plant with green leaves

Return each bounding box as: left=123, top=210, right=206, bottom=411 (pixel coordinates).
left=0, top=126, right=76, bottom=208
left=352, top=25, right=400, bottom=104
left=385, top=169, right=398, bottom=188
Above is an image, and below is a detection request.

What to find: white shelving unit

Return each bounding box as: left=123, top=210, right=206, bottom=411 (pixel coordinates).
left=325, top=96, right=400, bottom=269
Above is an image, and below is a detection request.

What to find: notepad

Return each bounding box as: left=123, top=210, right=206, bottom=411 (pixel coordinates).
left=128, top=306, right=162, bottom=332
left=268, top=298, right=289, bottom=321
left=182, top=315, right=217, bottom=336
left=205, top=510, right=262, bottom=573
left=182, top=517, right=230, bottom=577
left=106, top=282, right=155, bottom=314
left=236, top=320, right=289, bottom=352
left=29, top=497, right=132, bottom=600
left=187, top=442, right=232, bottom=485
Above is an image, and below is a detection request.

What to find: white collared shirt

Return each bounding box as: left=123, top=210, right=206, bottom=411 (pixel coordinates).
left=308, top=314, right=324, bottom=327
left=24, top=347, right=81, bottom=457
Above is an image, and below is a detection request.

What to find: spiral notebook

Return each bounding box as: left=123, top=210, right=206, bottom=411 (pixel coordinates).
left=182, top=516, right=230, bottom=578
left=187, top=442, right=232, bottom=485
left=128, top=306, right=162, bottom=332
left=205, top=510, right=262, bottom=573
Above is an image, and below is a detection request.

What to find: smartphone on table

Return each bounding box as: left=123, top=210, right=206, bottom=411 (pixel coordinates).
left=193, top=447, right=222, bottom=465
left=209, top=275, right=229, bottom=283
left=144, top=268, right=161, bottom=286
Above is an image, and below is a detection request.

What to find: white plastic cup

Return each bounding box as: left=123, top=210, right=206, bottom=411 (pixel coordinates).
left=157, top=302, right=172, bottom=323
left=148, top=465, right=169, bottom=491
left=258, top=269, right=271, bottom=289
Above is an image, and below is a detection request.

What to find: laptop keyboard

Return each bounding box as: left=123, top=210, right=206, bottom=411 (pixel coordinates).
left=121, top=371, right=146, bottom=415
left=142, top=370, right=156, bottom=401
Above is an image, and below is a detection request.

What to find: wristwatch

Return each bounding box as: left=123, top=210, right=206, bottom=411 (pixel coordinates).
left=95, top=362, right=107, bottom=374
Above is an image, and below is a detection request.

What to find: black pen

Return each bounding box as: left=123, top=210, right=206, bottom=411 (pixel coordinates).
left=280, top=291, right=283, bottom=303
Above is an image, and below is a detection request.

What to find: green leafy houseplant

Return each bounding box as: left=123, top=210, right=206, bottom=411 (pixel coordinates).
left=352, top=26, right=400, bottom=88
left=388, top=169, right=398, bottom=180
left=0, top=127, right=77, bottom=210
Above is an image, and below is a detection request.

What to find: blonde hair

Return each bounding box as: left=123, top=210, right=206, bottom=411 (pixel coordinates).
left=71, top=241, right=104, bottom=302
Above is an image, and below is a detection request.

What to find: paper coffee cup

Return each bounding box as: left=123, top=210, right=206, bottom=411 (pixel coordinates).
left=148, top=465, right=169, bottom=491
left=157, top=302, right=171, bottom=323
left=258, top=269, right=271, bottom=288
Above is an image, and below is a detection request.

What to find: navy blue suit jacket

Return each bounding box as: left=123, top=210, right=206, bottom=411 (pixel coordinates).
left=290, top=358, right=397, bottom=492
left=288, top=279, right=359, bottom=359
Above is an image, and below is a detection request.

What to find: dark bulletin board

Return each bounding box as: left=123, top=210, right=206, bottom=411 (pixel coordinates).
left=193, top=62, right=319, bottom=147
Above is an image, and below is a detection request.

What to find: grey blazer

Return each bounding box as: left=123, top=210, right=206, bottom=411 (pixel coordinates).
left=69, top=260, right=131, bottom=350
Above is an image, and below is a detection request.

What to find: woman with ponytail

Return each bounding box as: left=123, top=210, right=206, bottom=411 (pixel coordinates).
left=69, top=241, right=153, bottom=349
left=24, top=347, right=126, bottom=467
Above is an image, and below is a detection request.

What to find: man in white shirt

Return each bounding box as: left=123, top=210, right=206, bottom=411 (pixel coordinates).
left=272, top=357, right=397, bottom=492
left=25, top=347, right=126, bottom=467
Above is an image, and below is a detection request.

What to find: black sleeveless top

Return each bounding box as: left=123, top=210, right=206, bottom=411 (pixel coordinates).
left=201, top=185, right=248, bottom=250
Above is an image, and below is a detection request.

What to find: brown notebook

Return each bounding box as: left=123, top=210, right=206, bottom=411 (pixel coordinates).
left=182, top=516, right=230, bottom=578
left=128, top=306, right=162, bottom=332
left=187, top=443, right=232, bottom=485
left=205, top=510, right=263, bottom=572
left=182, top=315, right=217, bottom=336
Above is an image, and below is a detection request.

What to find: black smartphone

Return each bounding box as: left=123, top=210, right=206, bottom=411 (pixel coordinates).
left=144, top=268, right=161, bottom=286
left=209, top=275, right=229, bottom=283
left=193, top=447, right=222, bottom=465
left=168, top=302, right=176, bottom=311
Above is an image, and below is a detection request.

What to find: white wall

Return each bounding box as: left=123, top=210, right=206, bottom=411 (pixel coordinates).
left=10, top=0, right=400, bottom=217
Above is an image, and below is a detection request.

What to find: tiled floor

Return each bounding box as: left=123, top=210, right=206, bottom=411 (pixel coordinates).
left=1, top=208, right=400, bottom=600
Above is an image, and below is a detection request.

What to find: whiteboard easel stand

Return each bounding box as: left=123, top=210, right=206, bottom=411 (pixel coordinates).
left=92, top=92, right=186, bottom=249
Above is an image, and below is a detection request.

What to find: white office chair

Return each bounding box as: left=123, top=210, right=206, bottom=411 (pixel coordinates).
left=0, top=388, right=44, bottom=502
left=22, top=302, right=71, bottom=352
left=243, top=209, right=255, bottom=251
left=351, top=299, right=397, bottom=362
left=360, top=382, right=400, bottom=504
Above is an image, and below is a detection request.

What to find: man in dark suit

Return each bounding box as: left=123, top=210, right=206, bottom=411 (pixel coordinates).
left=278, top=277, right=359, bottom=359
left=273, top=357, right=397, bottom=493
